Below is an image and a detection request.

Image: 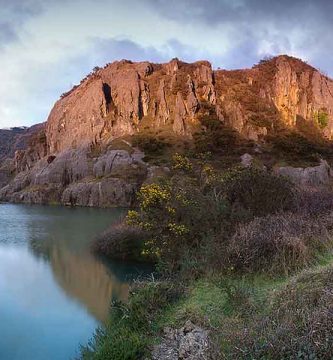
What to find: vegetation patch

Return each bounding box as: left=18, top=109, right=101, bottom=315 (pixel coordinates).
left=85, top=152, right=333, bottom=359
left=193, top=115, right=253, bottom=156
left=229, top=212, right=333, bottom=275
left=314, top=108, right=329, bottom=129
left=266, top=131, right=333, bottom=166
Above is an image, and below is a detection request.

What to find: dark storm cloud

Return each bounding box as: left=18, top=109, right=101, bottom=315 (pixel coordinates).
left=146, top=0, right=329, bottom=25
left=0, top=0, right=43, bottom=46
left=0, top=0, right=67, bottom=46
left=143, top=0, right=333, bottom=73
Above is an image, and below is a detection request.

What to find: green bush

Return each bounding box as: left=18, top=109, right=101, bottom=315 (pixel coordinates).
left=127, top=176, right=228, bottom=272
left=220, top=167, right=296, bottom=218
left=132, top=134, right=168, bottom=156
left=268, top=131, right=332, bottom=164
left=126, top=153, right=233, bottom=274
left=194, top=118, right=244, bottom=154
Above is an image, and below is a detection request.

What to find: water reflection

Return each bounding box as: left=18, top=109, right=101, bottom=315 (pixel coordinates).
left=50, top=247, right=129, bottom=322
left=0, top=204, right=151, bottom=360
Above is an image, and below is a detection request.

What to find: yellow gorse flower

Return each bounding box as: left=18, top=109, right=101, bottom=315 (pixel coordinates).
left=139, top=184, right=171, bottom=210
left=172, top=153, right=193, bottom=171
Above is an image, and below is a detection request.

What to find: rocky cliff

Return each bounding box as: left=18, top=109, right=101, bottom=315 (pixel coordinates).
left=45, top=55, right=333, bottom=152
left=2, top=55, right=333, bottom=206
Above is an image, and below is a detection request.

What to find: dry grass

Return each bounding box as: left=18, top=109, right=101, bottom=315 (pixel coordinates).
left=296, top=187, right=333, bottom=216
left=223, top=265, right=333, bottom=359
left=92, top=222, right=150, bottom=262
left=229, top=212, right=333, bottom=275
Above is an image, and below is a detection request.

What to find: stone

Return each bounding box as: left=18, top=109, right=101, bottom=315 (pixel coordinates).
left=241, top=153, right=254, bottom=167
left=152, top=321, right=209, bottom=360
left=61, top=178, right=138, bottom=207
left=272, top=55, right=333, bottom=137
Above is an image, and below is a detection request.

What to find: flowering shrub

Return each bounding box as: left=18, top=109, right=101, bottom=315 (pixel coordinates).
left=126, top=174, right=224, bottom=271
left=172, top=153, right=193, bottom=172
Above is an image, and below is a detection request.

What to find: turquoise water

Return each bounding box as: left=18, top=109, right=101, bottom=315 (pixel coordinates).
left=0, top=204, right=150, bottom=360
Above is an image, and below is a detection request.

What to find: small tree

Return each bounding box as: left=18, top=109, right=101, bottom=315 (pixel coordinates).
left=313, top=109, right=329, bottom=129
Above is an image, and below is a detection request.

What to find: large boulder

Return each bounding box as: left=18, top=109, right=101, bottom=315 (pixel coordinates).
left=275, top=160, right=333, bottom=187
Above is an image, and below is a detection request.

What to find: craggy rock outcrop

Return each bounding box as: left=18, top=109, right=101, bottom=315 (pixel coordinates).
left=14, top=127, right=47, bottom=173
left=0, top=144, right=149, bottom=207
left=3, top=55, right=333, bottom=206
left=46, top=59, right=218, bottom=153
left=272, top=57, right=333, bottom=133
left=152, top=321, right=209, bottom=360
left=44, top=55, right=333, bottom=156
left=275, top=159, right=333, bottom=186
left=61, top=178, right=138, bottom=207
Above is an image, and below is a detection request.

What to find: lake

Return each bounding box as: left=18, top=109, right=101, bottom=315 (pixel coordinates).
left=0, top=204, right=151, bottom=360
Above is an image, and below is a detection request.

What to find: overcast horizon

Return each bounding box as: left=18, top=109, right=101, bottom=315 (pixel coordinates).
left=1, top=0, right=333, bottom=128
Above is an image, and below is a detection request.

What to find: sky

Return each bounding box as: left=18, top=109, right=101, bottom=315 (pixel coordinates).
left=0, top=0, right=332, bottom=128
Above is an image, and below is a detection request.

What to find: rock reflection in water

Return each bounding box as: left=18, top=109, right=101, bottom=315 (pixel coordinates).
left=24, top=205, right=150, bottom=323
left=49, top=246, right=129, bottom=322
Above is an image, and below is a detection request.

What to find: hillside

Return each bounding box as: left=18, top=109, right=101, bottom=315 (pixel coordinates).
left=0, top=124, right=44, bottom=164
left=2, top=55, right=333, bottom=206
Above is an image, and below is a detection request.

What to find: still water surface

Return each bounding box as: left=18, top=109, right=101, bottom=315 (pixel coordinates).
left=0, top=204, right=150, bottom=360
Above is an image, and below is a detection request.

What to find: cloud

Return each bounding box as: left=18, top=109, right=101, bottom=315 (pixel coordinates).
left=0, top=23, right=18, bottom=46
left=143, top=0, right=333, bottom=60
left=145, top=0, right=325, bottom=26
left=0, top=0, right=44, bottom=48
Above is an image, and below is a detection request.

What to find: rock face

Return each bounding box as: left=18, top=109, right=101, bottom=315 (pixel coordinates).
left=240, top=153, right=254, bottom=167
left=44, top=55, right=333, bottom=156
left=0, top=159, right=14, bottom=189
left=46, top=59, right=218, bottom=153
left=272, top=57, right=333, bottom=133
left=3, top=55, right=333, bottom=207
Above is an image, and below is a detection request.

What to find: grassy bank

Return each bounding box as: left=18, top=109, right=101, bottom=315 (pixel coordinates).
left=81, top=257, right=333, bottom=359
